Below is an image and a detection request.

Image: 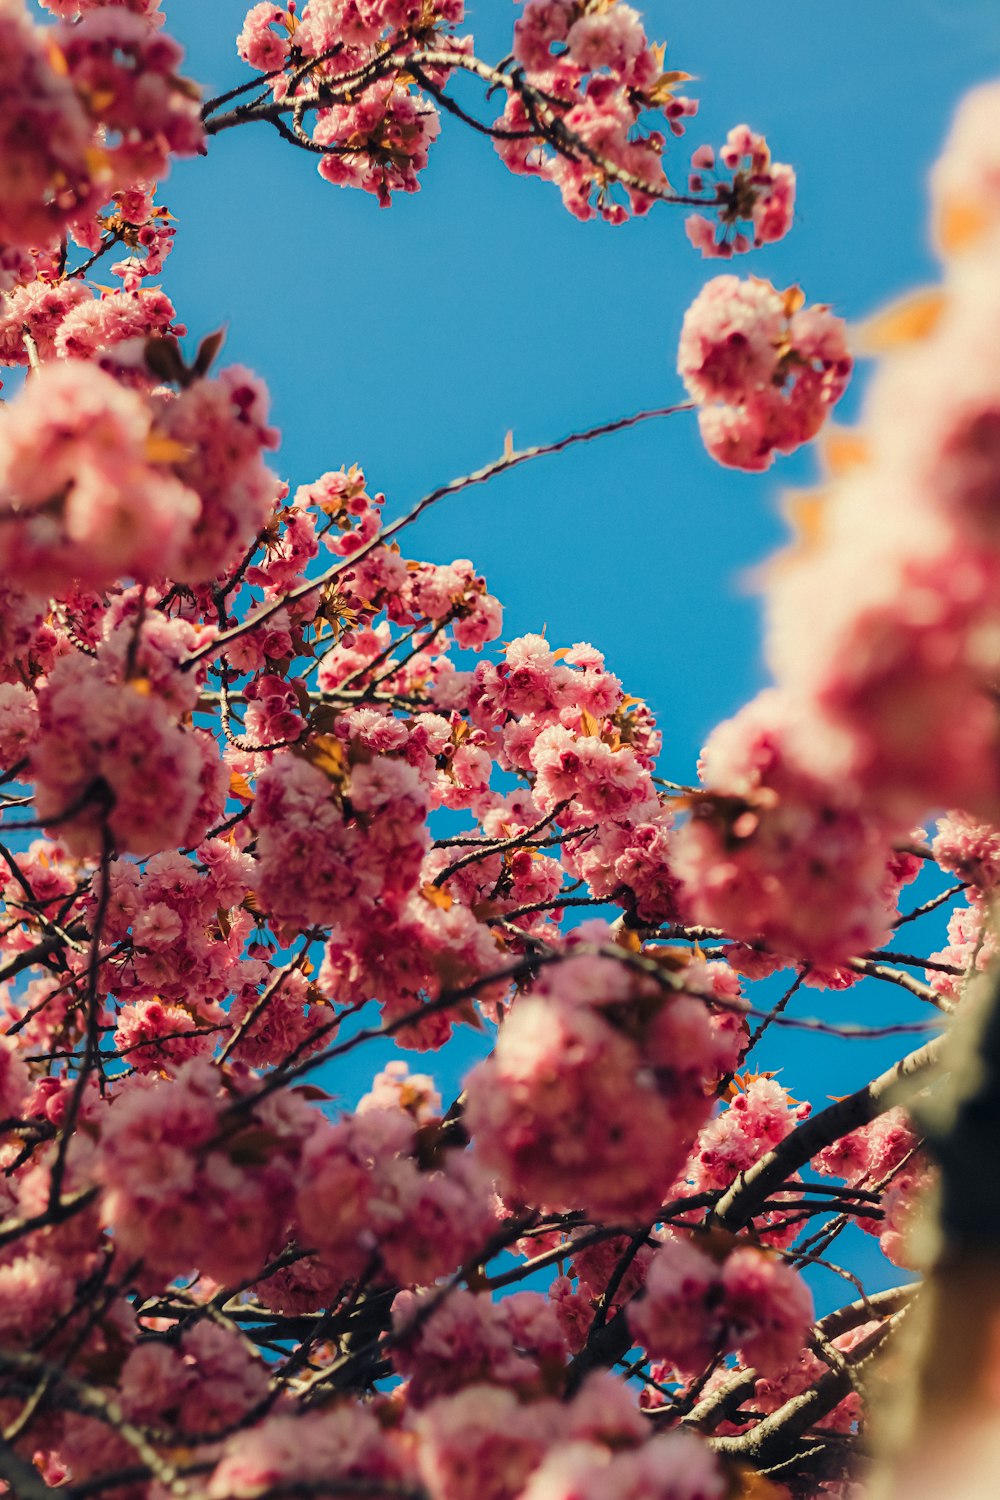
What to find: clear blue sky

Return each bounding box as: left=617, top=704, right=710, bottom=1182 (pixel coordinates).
left=147, top=2, right=998, bottom=1302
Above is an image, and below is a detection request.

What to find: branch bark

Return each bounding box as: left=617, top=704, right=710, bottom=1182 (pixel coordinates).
left=712, top=1036, right=946, bottom=1233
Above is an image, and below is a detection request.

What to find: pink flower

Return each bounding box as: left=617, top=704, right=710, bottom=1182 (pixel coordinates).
left=464, top=955, right=718, bottom=1217
left=693, top=1076, right=809, bottom=1196
left=0, top=681, right=38, bottom=768
left=314, top=79, right=441, bottom=206
left=210, top=1407, right=410, bottom=1499
left=54, top=286, right=180, bottom=362
left=33, top=653, right=216, bottom=857
left=630, top=1237, right=813, bottom=1380
left=627, top=1235, right=721, bottom=1376
left=98, top=1060, right=305, bottom=1283
left=565, top=7, right=655, bottom=90
left=0, top=1253, right=74, bottom=1341
left=252, top=751, right=428, bottom=931
left=227, top=967, right=327, bottom=1069
left=678, top=275, right=787, bottom=404
left=513, top=0, right=574, bottom=73
left=720, top=1247, right=814, bottom=1376
left=114, top=997, right=220, bottom=1072
left=411, top=1386, right=560, bottom=1500
left=157, top=365, right=282, bottom=584
left=295, top=1086, right=496, bottom=1291
left=390, top=1286, right=566, bottom=1403
left=670, top=690, right=916, bottom=965
left=0, top=0, right=103, bottom=249
left=519, top=1432, right=724, bottom=1500
left=0, top=361, right=200, bottom=592
left=237, top=3, right=292, bottom=71
left=122, top=1321, right=269, bottom=1435
left=0, top=278, right=92, bottom=364
left=679, top=276, right=852, bottom=471
left=56, top=9, right=203, bottom=187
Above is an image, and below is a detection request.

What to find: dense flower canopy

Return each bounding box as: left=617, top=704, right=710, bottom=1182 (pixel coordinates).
left=0, top=3, right=995, bottom=1499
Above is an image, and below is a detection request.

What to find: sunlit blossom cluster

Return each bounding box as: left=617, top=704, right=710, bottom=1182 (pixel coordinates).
left=765, top=82, right=1000, bottom=830
left=0, top=0, right=200, bottom=297
left=678, top=273, right=852, bottom=470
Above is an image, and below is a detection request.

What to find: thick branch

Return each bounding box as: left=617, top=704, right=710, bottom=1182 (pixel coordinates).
left=710, top=1313, right=902, bottom=1467
left=712, top=1036, right=946, bottom=1232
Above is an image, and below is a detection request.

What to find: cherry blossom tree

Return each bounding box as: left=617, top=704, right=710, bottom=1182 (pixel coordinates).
left=0, top=2, right=996, bottom=1497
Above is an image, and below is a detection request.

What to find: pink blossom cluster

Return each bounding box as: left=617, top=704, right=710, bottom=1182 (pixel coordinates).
left=231, top=616, right=683, bottom=1050
left=0, top=361, right=197, bottom=591
left=933, top=809, right=1000, bottom=889
left=0, top=282, right=182, bottom=368
left=923, top=896, right=999, bottom=1007
left=684, top=126, right=796, bottom=258
left=496, top=0, right=693, bottom=223
left=464, top=950, right=730, bottom=1217
left=390, top=1285, right=567, bottom=1402
left=0, top=358, right=280, bottom=593
left=236, top=3, right=293, bottom=70
left=235, top=0, right=466, bottom=205
left=516, top=1428, right=724, bottom=1500
left=813, top=1107, right=930, bottom=1266
left=100, top=840, right=259, bottom=1068
left=765, top=81, right=1000, bottom=825
left=628, top=1233, right=814, bottom=1378
left=546, top=1230, right=658, bottom=1352
left=313, top=81, right=442, bottom=206
left=208, top=1405, right=413, bottom=1500
left=669, top=690, right=920, bottom=968
left=252, top=749, right=430, bottom=926
left=678, top=274, right=852, bottom=470
left=53, top=12, right=203, bottom=186
left=32, top=643, right=226, bottom=857
left=0, top=0, right=106, bottom=251
left=120, top=1321, right=269, bottom=1438
left=274, top=1077, right=497, bottom=1298
left=467, top=633, right=677, bottom=923
left=232, top=465, right=504, bottom=681
left=0, top=0, right=200, bottom=262
left=691, top=1074, right=809, bottom=1198
left=97, top=1057, right=313, bottom=1284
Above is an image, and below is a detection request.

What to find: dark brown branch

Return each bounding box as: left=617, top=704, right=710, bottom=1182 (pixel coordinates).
left=894, top=882, right=969, bottom=928
left=709, top=1313, right=903, bottom=1467
left=0, top=1187, right=98, bottom=1253
left=711, top=1035, right=946, bottom=1233
left=847, top=958, right=949, bottom=1009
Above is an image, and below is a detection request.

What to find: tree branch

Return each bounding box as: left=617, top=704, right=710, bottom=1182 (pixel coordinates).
left=712, top=1036, right=946, bottom=1233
